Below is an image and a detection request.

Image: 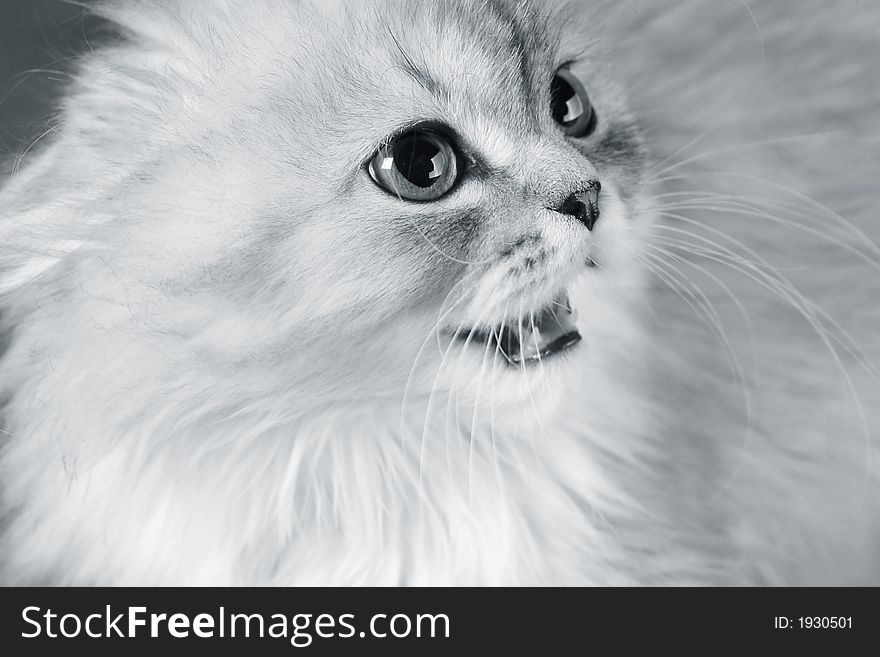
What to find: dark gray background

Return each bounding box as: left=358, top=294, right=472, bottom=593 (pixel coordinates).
left=0, top=0, right=107, bottom=170
left=0, top=1, right=106, bottom=354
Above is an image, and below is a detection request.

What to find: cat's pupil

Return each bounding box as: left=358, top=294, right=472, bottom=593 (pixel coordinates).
left=551, top=76, right=581, bottom=124
left=392, top=133, right=446, bottom=188
left=550, top=70, right=596, bottom=138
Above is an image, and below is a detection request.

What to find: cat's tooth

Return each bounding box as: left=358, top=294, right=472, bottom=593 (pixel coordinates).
left=552, top=296, right=578, bottom=333
left=517, top=325, right=542, bottom=361
left=497, top=326, right=522, bottom=365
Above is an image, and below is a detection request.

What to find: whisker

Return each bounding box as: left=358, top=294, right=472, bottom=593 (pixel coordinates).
left=419, top=292, right=498, bottom=498
left=488, top=308, right=508, bottom=498
left=467, top=312, right=497, bottom=506
left=649, top=198, right=880, bottom=270
left=736, top=0, right=766, bottom=61
left=642, top=244, right=758, bottom=463
left=516, top=299, right=546, bottom=465
left=400, top=271, right=476, bottom=452
left=647, top=132, right=843, bottom=183
left=648, top=223, right=876, bottom=492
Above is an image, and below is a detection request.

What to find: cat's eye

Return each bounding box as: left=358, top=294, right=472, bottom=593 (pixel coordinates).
left=368, top=128, right=459, bottom=201
left=551, top=69, right=597, bottom=138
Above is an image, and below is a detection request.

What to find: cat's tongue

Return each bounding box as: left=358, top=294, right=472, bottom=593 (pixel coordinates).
left=497, top=298, right=581, bottom=365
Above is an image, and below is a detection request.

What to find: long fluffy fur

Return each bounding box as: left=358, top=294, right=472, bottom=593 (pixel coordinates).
left=1, top=0, right=878, bottom=585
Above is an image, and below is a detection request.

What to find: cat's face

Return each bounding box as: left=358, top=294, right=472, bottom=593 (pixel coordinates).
left=119, top=0, right=649, bottom=418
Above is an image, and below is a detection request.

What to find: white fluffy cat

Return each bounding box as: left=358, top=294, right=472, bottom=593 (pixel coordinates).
left=0, top=0, right=878, bottom=585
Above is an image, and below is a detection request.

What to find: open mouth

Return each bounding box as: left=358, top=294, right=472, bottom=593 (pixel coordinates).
left=461, top=294, right=582, bottom=366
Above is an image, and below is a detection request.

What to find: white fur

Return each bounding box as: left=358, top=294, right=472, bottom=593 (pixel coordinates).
left=1, top=0, right=878, bottom=585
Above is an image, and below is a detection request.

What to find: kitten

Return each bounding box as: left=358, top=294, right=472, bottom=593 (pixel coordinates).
left=0, top=0, right=878, bottom=584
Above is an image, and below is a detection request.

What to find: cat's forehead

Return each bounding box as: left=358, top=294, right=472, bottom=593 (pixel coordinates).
left=295, top=0, right=582, bottom=156
left=333, top=0, right=562, bottom=57
left=376, top=0, right=561, bottom=74
left=325, top=0, right=568, bottom=111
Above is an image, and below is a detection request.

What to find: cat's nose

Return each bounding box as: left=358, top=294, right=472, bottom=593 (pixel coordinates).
left=554, top=181, right=601, bottom=231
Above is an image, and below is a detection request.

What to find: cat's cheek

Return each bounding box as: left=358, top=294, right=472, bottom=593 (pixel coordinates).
left=581, top=120, right=648, bottom=199
left=588, top=182, right=637, bottom=261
